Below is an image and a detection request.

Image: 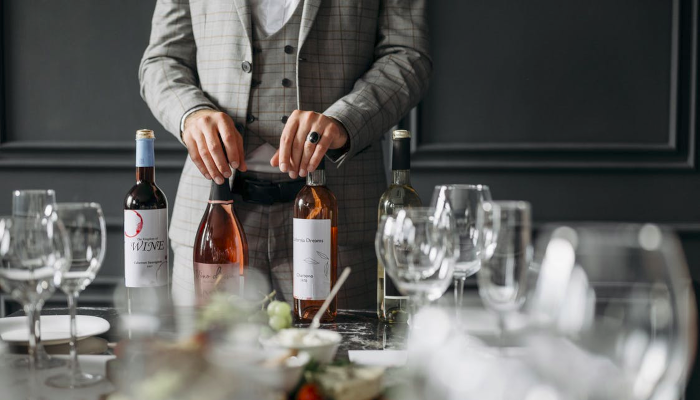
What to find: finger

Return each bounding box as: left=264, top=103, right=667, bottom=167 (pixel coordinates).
left=195, top=135, right=225, bottom=185
left=307, top=130, right=332, bottom=173
left=270, top=149, right=280, bottom=167
left=184, top=135, right=211, bottom=180
left=289, top=126, right=308, bottom=179
left=279, top=111, right=299, bottom=173
left=218, top=117, right=240, bottom=170
left=202, top=126, right=232, bottom=179
left=234, top=127, right=247, bottom=172
left=298, top=128, right=322, bottom=177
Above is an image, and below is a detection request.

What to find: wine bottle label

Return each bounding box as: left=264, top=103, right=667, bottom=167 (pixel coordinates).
left=293, top=218, right=331, bottom=300
left=124, top=209, right=168, bottom=287
left=193, top=262, right=244, bottom=301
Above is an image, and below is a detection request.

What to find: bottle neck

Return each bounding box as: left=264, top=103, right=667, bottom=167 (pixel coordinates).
left=135, top=139, right=156, bottom=183
left=392, top=170, right=411, bottom=186
left=307, top=169, right=326, bottom=186
left=137, top=167, right=155, bottom=183
left=209, top=180, right=234, bottom=203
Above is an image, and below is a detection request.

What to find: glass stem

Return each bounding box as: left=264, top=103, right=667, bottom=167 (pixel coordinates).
left=68, top=293, right=82, bottom=380
left=454, top=277, right=466, bottom=307
left=497, top=314, right=506, bottom=353
left=24, top=304, right=37, bottom=371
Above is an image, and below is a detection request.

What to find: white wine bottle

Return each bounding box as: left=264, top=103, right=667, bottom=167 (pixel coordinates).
left=377, top=130, right=421, bottom=323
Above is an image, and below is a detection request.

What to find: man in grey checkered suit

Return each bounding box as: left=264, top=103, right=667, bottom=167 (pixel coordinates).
left=139, top=0, right=431, bottom=309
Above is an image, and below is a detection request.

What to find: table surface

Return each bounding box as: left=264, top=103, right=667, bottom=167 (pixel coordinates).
left=9, top=307, right=410, bottom=360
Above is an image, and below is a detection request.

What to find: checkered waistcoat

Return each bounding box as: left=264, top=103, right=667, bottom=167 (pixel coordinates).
left=139, top=0, right=432, bottom=252
left=243, top=1, right=302, bottom=153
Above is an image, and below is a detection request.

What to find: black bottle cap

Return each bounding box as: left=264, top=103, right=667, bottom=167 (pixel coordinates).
left=209, top=179, right=233, bottom=202
left=392, top=130, right=411, bottom=170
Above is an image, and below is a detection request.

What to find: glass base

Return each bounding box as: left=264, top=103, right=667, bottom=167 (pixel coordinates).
left=45, top=372, right=104, bottom=388
left=14, top=355, right=66, bottom=370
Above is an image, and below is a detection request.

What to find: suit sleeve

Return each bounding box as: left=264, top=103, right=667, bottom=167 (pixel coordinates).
left=323, top=0, right=432, bottom=166
left=139, top=0, right=217, bottom=145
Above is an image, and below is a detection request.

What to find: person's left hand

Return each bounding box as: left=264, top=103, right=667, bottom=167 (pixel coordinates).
left=270, top=110, right=348, bottom=179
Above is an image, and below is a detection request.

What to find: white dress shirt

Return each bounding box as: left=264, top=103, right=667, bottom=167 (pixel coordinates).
left=181, top=0, right=302, bottom=173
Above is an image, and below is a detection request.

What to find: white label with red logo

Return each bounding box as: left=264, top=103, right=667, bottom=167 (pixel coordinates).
left=293, top=218, right=331, bottom=300
left=124, top=209, right=168, bottom=287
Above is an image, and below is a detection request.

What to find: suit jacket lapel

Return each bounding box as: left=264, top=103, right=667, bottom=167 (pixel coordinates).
left=233, top=0, right=253, bottom=48
left=298, top=0, right=322, bottom=49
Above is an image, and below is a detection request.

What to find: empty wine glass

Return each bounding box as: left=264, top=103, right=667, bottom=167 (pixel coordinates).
left=525, top=223, right=697, bottom=400
left=431, top=184, right=492, bottom=307
left=476, top=201, right=532, bottom=344
left=46, top=203, right=106, bottom=388
left=11, top=189, right=67, bottom=369
left=0, top=214, right=71, bottom=371
left=376, top=207, right=457, bottom=325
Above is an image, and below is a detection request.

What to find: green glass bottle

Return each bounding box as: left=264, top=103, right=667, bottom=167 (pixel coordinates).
left=377, top=130, right=422, bottom=323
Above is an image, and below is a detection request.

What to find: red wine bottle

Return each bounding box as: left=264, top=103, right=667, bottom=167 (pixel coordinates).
left=293, top=159, right=338, bottom=322
left=124, top=129, right=169, bottom=314
left=193, top=179, right=248, bottom=305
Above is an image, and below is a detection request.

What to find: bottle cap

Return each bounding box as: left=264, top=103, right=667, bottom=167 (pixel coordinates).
left=136, top=129, right=155, bottom=140
left=392, top=130, right=411, bottom=140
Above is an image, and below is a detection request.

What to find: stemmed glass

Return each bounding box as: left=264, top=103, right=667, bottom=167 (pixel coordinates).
left=0, top=214, right=71, bottom=371
left=431, top=184, right=492, bottom=307
left=375, top=207, right=458, bottom=325
left=10, top=189, right=70, bottom=369
left=476, top=201, right=532, bottom=344
left=46, top=203, right=106, bottom=388
left=525, top=223, right=697, bottom=400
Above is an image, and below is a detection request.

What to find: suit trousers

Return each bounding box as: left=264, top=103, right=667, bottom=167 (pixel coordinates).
left=171, top=170, right=377, bottom=310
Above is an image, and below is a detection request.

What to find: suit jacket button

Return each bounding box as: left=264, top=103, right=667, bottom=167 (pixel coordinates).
left=281, top=115, right=289, bottom=124
left=241, top=61, right=252, bottom=73
left=284, top=45, right=294, bottom=54
left=282, top=78, right=292, bottom=88
left=246, top=114, right=256, bottom=123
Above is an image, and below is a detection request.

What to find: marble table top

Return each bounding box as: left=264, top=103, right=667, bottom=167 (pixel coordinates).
left=10, top=307, right=410, bottom=361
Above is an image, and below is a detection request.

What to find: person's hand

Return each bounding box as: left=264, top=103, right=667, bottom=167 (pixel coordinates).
left=270, top=110, right=348, bottom=179
left=182, top=109, right=247, bottom=184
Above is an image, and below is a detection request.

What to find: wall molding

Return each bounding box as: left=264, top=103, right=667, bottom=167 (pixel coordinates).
left=411, top=0, right=698, bottom=171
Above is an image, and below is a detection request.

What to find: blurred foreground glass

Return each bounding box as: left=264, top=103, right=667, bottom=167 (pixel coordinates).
left=431, top=184, right=492, bottom=307
left=0, top=214, right=71, bottom=371
left=527, top=223, right=697, bottom=400
left=45, top=203, right=106, bottom=388
left=477, top=201, right=532, bottom=343
left=376, top=208, right=457, bottom=325
left=11, top=189, right=69, bottom=369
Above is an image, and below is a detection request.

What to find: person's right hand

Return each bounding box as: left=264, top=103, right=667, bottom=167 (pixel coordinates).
left=182, top=109, right=247, bottom=184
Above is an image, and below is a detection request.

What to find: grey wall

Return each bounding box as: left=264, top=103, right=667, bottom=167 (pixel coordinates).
left=1, top=0, right=699, bottom=394
left=0, top=0, right=183, bottom=309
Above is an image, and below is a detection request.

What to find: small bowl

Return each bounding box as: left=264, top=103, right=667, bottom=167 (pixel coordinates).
left=207, top=347, right=311, bottom=392
left=261, top=328, right=342, bottom=364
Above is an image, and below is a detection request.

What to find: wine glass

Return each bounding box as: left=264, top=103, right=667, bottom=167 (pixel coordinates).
left=45, top=203, right=106, bottom=388
left=376, top=207, right=457, bottom=325
left=524, top=223, right=697, bottom=400
left=431, top=184, right=492, bottom=307
left=0, top=214, right=71, bottom=371
left=11, top=189, right=68, bottom=369
left=476, top=201, right=532, bottom=344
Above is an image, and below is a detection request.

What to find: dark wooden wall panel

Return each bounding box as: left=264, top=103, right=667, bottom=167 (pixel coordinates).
left=0, top=0, right=183, bottom=307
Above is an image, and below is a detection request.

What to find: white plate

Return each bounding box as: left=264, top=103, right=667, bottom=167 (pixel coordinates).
left=0, top=315, right=110, bottom=345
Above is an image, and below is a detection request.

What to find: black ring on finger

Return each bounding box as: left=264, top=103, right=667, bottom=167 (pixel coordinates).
left=306, top=131, right=320, bottom=144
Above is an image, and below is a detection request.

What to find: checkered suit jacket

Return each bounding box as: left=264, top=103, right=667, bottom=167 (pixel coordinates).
left=139, top=0, right=431, bottom=251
